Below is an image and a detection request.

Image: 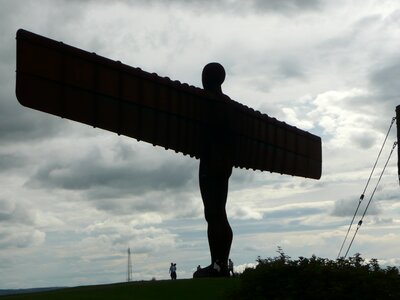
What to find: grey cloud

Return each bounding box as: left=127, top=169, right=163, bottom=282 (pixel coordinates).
left=0, top=226, right=45, bottom=249
left=229, top=56, right=307, bottom=94
left=366, top=57, right=400, bottom=128
left=107, top=0, right=323, bottom=15
left=25, top=140, right=202, bottom=217
left=331, top=198, right=381, bottom=217
left=0, top=1, right=96, bottom=145
left=253, top=59, right=306, bottom=87
left=91, top=190, right=202, bottom=218
left=230, top=168, right=256, bottom=190
left=385, top=9, right=400, bottom=26
left=350, top=132, right=377, bottom=150
left=0, top=199, right=35, bottom=225
left=0, top=53, right=65, bottom=145
left=250, top=0, right=322, bottom=14
left=370, top=217, right=394, bottom=225
left=0, top=98, right=66, bottom=144
left=316, top=11, right=400, bottom=115
left=372, top=184, right=399, bottom=202
left=353, top=14, right=382, bottom=30
left=320, top=14, right=382, bottom=50
left=370, top=59, right=400, bottom=102
left=27, top=150, right=198, bottom=198
left=80, top=222, right=178, bottom=257
left=0, top=153, right=27, bottom=172
left=278, top=59, right=305, bottom=80
left=112, top=142, right=137, bottom=162
left=264, top=206, right=325, bottom=220
left=230, top=167, right=299, bottom=192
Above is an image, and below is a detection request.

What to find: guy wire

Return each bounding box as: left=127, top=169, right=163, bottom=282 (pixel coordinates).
left=337, top=117, right=396, bottom=258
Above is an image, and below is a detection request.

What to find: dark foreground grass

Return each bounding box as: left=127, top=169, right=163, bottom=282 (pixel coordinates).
left=1, top=278, right=239, bottom=300
left=4, top=252, right=399, bottom=299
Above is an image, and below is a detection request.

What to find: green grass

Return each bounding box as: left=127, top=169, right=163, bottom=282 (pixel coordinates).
left=1, top=278, right=239, bottom=300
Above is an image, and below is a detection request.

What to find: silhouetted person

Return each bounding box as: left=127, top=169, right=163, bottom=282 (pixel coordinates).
left=169, top=262, right=177, bottom=280
left=193, top=63, right=233, bottom=278
left=228, top=258, right=234, bottom=276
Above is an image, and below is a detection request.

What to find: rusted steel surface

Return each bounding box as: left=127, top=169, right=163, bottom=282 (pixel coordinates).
left=15, top=29, right=322, bottom=179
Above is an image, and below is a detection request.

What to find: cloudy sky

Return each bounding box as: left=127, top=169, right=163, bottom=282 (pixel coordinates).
left=1, top=0, right=400, bottom=289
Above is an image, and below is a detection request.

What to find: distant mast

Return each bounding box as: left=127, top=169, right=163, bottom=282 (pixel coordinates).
left=127, top=248, right=133, bottom=282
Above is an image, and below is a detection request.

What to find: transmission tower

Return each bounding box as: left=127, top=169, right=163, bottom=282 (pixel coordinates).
left=127, top=248, right=133, bottom=282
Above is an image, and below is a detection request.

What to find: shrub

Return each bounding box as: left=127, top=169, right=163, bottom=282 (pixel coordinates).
left=229, top=248, right=400, bottom=299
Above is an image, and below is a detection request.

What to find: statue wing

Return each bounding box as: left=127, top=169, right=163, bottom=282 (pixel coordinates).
left=16, top=29, right=321, bottom=179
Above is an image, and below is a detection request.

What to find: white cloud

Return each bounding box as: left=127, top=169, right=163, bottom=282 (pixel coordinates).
left=234, top=262, right=257, bottom=274
left=229, top=205, right=263, bottom=220
left=309, top=88, right=374, bottom=148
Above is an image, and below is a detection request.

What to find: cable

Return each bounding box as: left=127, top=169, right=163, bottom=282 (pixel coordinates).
left=337, top=117, right=396, bottom=258
left=337, top=195, right=363, bottom=258
left=343, top=141, right=398, bottom=258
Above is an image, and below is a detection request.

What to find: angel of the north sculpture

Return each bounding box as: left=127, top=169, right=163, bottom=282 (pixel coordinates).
left=15, top=29, right=322, bottom=277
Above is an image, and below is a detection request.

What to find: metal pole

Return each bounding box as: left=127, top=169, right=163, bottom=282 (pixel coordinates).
left=127, top=248, right=133, bottom=282
left=396, top=105, right=400, bottom=185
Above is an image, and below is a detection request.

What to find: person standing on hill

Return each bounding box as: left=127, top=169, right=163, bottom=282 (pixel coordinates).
left=228, top=258, right=234, bottom=276
left=169, top=263, right=177, bottom=280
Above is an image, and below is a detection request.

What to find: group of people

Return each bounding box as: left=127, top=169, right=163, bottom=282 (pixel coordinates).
left=170, top=258, right=235, bottom=280
left=169, top=263, right=176, bottom=280
left=169, top=263, right=177, bottom=280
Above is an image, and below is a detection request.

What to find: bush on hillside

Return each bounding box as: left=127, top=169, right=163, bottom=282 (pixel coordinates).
left=230, top=247, right=400, bottom=300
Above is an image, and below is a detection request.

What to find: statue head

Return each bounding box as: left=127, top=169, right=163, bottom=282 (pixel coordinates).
left=202, top=62, right=225, bottom=94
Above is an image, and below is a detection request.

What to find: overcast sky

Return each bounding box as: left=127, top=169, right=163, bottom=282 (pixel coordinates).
left=1, top=0, right=399, bottom=289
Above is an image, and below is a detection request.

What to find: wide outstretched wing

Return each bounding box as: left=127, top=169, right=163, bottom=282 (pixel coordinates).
left=15, top=29, right=321, bottom=179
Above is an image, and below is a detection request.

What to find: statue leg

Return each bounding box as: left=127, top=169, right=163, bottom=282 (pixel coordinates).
left=195, top=159, right=232, bottom=276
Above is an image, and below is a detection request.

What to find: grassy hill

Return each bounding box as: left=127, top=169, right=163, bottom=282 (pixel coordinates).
left=0, top=278, right=239, bottom=300
left=3, top=252, right=399, bottom=299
